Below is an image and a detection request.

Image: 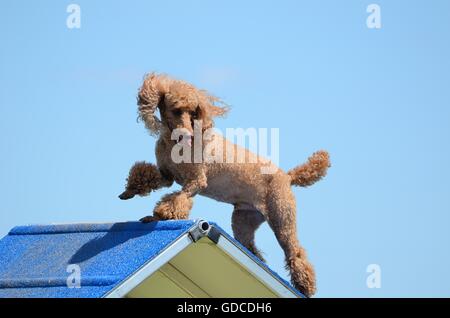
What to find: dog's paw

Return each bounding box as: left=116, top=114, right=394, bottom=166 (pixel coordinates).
left=153, top=192, right=192, bottom=220
left=252, top=250, right=266, bottom=263
left=118, top=191, right=135, bottom=200
left=139, top=215, right=160, bottom=223
left=153, top=200, right=176, bottom=218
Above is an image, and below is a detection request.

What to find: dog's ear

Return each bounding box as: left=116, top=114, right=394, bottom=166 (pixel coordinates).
left=197, top=93, right=229, bottom=130
left=137, top=73, right=171, bottom=135
left=208, top=104, right=229, bottom=118
left=204, top=93, right=229, bottom=118
left=198, top=90, right=228, bottom=130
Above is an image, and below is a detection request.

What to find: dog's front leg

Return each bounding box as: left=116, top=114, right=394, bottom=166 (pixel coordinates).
left=119, top=162, right=174, bottom=200
left=140, top=169, right=207, bottom=223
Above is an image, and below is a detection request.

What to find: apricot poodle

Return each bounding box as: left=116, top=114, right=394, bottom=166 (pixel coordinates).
left=119, top=73, right=330, bottom=297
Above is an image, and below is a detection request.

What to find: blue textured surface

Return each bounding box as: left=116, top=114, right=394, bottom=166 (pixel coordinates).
left=0, top=220, right=196, bottom=298
left=0, top=220, right=302, bottom=298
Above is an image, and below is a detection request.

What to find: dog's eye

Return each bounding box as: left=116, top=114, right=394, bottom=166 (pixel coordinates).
left=191, top=108, right=200, bottom=119
left=173, top=109, right=182, bottom=116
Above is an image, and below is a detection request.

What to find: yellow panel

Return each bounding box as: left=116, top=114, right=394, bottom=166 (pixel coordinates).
left=160, top=263, right=211, bottom=297
left=126, top=271, right=192, bottom=298
left=170, top=238, right=278, bottom=298
left=126, top=237, right=279, bottom=298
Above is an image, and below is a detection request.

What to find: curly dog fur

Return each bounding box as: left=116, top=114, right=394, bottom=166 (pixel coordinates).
left=119, top=73, right=330, bottom=297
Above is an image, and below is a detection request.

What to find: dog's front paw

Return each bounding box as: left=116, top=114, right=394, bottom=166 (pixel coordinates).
left=153, top=192, right=192, bottom=220
left=118, top=191, right=135, bottom=200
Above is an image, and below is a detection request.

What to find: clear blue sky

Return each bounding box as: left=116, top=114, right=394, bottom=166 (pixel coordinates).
left=1, top=1, right=449, bottom=297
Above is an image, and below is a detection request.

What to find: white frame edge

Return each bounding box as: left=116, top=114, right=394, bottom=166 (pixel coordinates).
left=215, top=235, right=301, bottom=298
left=104, top=233, right=193, bottom=298
left=104, top=223, right=301, bottom=298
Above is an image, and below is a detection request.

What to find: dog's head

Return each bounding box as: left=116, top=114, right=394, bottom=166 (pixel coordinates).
left=137, top=73, right=228, bottom=144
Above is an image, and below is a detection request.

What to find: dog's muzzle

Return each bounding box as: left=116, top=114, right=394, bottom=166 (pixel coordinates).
left=177, top=133, right=193, bottom=147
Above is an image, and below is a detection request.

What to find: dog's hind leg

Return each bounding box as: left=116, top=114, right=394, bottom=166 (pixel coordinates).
left=265, top=174, right=316, bottom=297
left=232, top=208, right=266, bottom=262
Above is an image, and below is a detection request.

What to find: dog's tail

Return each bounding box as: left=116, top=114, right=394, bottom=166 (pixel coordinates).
left=288, top=150, right=330, bottom=187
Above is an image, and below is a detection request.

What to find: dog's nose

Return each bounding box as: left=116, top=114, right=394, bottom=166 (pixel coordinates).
left=177, top=133, right=193, bottom=146
left=119, top=191, right=134, bottom=200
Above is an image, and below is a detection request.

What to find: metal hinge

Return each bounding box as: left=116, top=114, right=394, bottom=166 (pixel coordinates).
left=188, top=219, right=221, bottom=244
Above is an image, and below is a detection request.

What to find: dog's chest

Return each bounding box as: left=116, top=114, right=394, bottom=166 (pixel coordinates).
left=155, top=141, right=190, bottom=185
left=167, top=163, right=190, bottom=186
